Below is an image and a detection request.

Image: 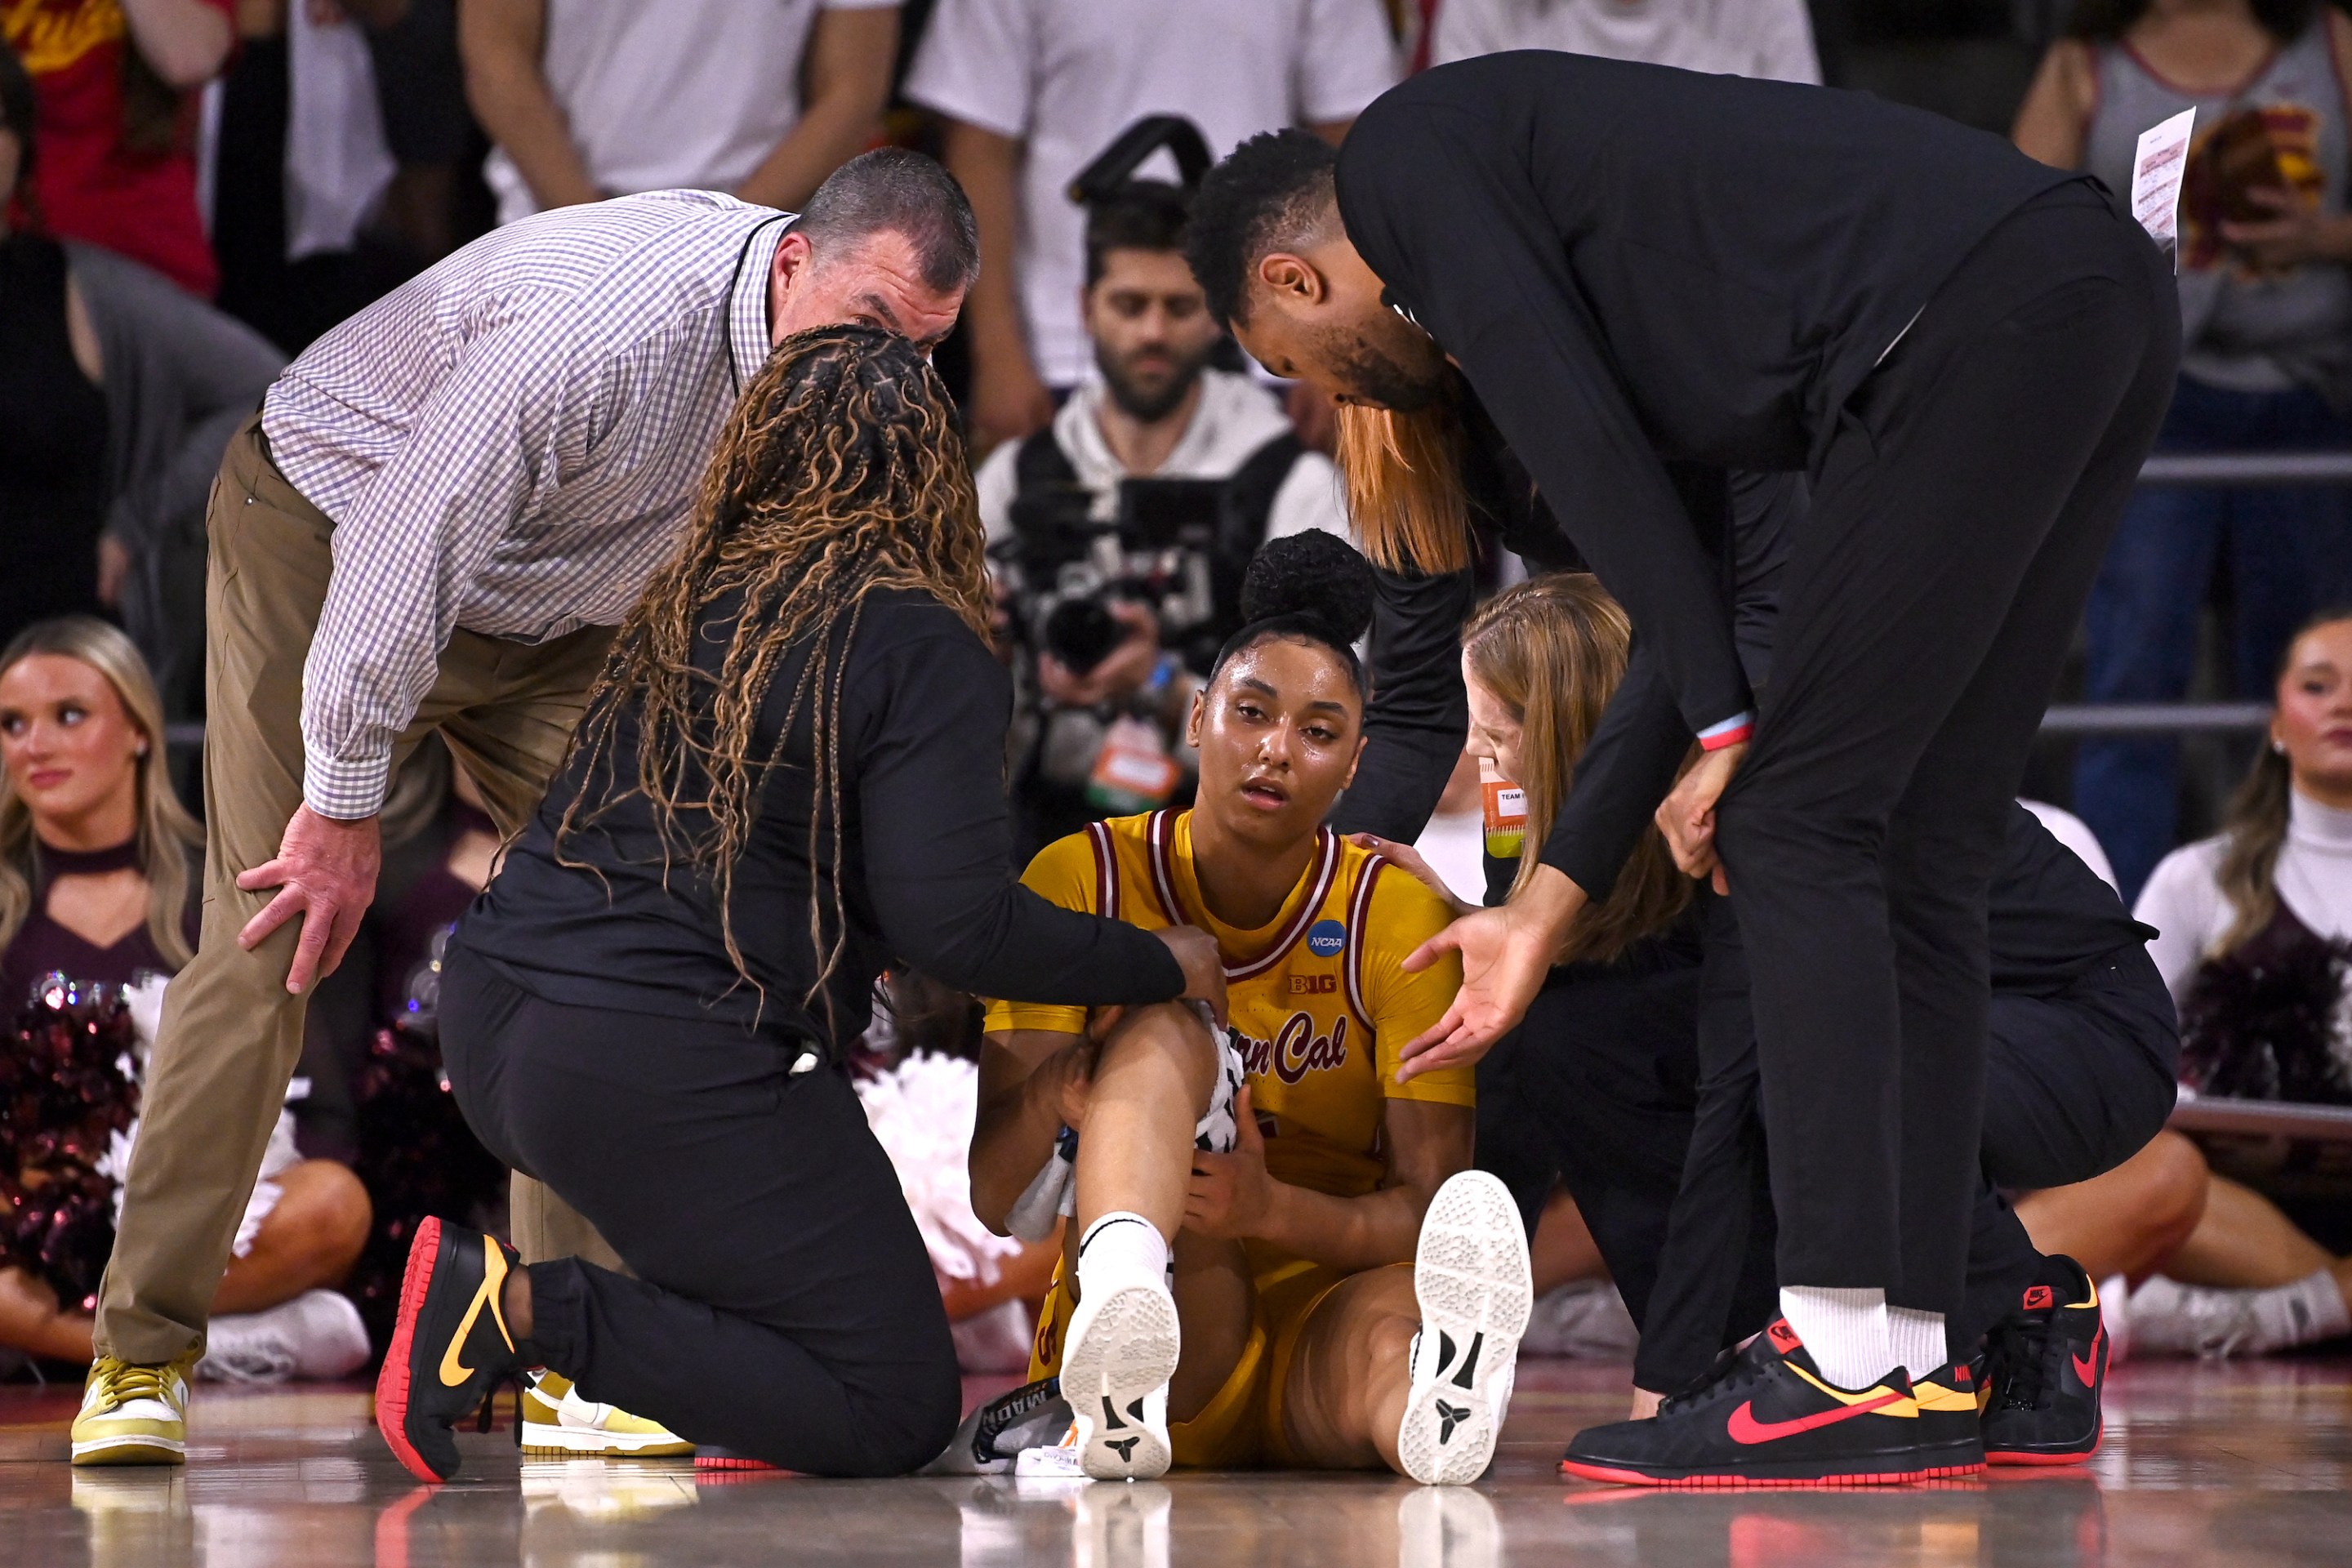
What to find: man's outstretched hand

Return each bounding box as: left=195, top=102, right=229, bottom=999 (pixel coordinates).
left=236, top=804, right=384, bottom=995
left=1394, top=862, right=1587, bottom=1083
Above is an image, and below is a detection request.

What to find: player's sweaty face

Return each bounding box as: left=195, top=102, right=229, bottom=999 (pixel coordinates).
left=1190, top=637, right=1364, bottom=845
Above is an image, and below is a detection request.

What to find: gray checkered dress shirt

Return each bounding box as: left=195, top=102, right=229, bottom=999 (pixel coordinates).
left=261, top=190, right=792, bottom=820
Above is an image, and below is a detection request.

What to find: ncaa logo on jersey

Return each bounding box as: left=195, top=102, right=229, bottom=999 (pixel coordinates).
left=1306, top=919, right=1346, bottom=958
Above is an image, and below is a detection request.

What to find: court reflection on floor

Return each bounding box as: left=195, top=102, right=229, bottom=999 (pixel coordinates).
left=9, top=1361, right=2352, bottom=1567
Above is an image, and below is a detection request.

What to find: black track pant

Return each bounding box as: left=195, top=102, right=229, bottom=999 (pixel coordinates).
left=1713, top=185, right=2179, bottom=1317
left=439, top=946, right=961, bottom=1475
left=1481, top=918, right=2180, bottom=1392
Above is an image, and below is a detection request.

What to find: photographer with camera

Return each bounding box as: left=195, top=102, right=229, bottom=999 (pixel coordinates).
left=978, top=178, right=1346, bottom=854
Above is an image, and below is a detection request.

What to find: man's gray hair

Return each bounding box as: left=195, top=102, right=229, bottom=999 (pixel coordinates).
left=797, top=148, right=981, bottom=296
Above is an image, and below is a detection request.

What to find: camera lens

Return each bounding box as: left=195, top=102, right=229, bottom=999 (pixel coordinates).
left=1042, top=596, right=1124, bottom=675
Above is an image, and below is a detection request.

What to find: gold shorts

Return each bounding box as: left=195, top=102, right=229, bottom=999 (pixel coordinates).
left=1030, top=1246, right=1404, bottom=1468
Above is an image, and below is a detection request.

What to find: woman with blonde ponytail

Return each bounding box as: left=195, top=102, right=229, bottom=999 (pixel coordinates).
left=2138, top=608, right=2352, bottom=1088
left=0, top=617, right=372, bottom=1382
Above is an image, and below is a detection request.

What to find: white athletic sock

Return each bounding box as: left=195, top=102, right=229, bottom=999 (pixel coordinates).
left=1779, top=1286, right=1895, bottom=1390
left=1886, top=1307, right=1949, bottom=1382
left=1076, top=1211, right=1171, bottom=1297
left=2277, top=1268, right=2352, bottom=1345
left=2132, top=1268, right=2350, bottom=1357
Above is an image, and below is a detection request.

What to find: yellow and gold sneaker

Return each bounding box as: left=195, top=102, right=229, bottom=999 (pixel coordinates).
left=70, top=1352, right=199, bottom=1466
left=521, top=1370, right=693, bottom=1458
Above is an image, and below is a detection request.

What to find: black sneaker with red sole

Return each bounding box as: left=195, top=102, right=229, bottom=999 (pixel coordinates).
left=376, top=1216, right=524, bottom=1483
left=1982, top=1255, right=2106, bottom=1465
left=1560, top=1319, right=1976, bottom=1488
left=1910, top=1361, right=1987, bottom=1474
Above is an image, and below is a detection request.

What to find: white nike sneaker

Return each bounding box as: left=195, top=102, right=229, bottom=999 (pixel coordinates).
left=1397, top=1170, right=1533, bottom=1485
left=521, top=1370, right=694, bottom=1457
left=198, top=1290, right=372, bottom=1383
left=1059, top=1269, right=1179, bottom=1481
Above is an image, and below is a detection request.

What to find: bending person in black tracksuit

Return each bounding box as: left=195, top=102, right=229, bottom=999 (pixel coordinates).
left=1343, top=463, right=2163, bottom=1468
left=369, top=328, right=1227, bottom=1485
left=1191, top=50, right=2179, bottom=1482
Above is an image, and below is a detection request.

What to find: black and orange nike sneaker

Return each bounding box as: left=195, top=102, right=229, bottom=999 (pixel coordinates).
left=376, top=1216, right=525, bottom=1483
left=1910, top=1361, right=1988, bottom=1474
left=1559, top=1319, right=1974, bottom=1488
left=1982, top=1254, right=2106, bottom=1466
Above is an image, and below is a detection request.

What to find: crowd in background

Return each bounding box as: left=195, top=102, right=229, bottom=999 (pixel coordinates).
left=2, top=0, right=2350, bottom=1380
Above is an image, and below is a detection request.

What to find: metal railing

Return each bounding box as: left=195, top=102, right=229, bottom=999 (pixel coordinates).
left=146, top=449, right=2352, bottom=754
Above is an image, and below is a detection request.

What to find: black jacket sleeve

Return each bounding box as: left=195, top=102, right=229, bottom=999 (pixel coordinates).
left=853, top=619, right=1186, bottom=1004
left=1328, top=563, right=1480, bottom=842
left=1535, top=470, right=1799, bottom=898
left=1338, top=100, right=1753, bottom=740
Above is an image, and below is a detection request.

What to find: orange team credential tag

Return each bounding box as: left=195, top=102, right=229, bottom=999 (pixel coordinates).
left=1481, top=757, right=1526, bottom=860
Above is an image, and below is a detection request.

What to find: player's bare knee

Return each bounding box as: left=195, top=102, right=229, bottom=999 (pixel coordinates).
left=2143, top=1131, right=2210, bottom=1254
left=1102, top=1000, right=1222, bottom=1116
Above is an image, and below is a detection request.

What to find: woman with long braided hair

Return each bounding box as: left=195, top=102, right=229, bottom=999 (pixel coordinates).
left=371, top=325, right=1223, bottom=1484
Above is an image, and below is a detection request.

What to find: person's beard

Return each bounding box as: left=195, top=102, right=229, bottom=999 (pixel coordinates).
left=1322, top=324, right=1455, bottom=412
left=1098, top=336, right=1211, bottom=425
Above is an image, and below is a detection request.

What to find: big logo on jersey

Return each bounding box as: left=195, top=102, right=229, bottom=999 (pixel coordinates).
left=1234, top=1012, right=1350, bottom=1085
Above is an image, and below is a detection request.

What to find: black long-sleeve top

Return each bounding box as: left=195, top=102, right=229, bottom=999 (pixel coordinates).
left=1335, top=51, right=2077, bottom=745
left=1330, top=391, right=1797, bottom=905
left=457, top=587, right=1185, bottom=1052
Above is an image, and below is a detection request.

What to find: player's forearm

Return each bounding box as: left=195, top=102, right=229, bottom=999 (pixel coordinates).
left=969, top=1049, right=1068, bottom=1232
left=734, top=8, right=896, bottom=212
left=1250, top=1179, right=1425, bottom=1273
left=461, top=4, right=603, bottom=210
left=942, top=122, right=1031, bottom=368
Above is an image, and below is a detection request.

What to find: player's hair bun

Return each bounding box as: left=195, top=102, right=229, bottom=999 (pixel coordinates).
left=1238, top=532, right=1375, bottom=647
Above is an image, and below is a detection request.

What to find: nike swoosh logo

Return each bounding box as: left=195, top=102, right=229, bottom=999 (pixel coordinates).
left=1726, top=1389, right=1904, bottom=1444
left=2073, top=1325, right=2104, bottom=1388
left=439, top=1235, right=514, bottom=1388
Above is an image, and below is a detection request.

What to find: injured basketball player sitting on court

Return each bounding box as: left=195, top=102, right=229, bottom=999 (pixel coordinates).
left=955, top=532, right=1532, bottom=1486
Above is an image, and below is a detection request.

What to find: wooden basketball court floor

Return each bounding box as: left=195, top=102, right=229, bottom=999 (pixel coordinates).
left=6, top=1356, right=2350, bottom=1566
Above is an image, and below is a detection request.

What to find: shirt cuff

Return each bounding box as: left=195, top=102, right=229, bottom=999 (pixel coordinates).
left=302, top=746, right=394, bottom=820
left=1697, top=711, right=1755, bottom=752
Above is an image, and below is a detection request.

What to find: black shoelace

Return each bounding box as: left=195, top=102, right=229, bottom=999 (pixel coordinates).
left=1986, top=1312, right=2053, bottom=1412
left=1658, top=1342, right=1766, bottom=1419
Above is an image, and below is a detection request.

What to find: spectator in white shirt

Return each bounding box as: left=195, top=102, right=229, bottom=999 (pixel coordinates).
left=904, top=0, right=1397, bottom=452
left=1432, top=0, right=1821, bottom=84
left=461, top=0, right=899, bottom=225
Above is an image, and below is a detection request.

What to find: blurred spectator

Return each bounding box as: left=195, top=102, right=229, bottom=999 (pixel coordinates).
left=461, top=0, right=898, bottom=224
left=1430, top=0, right=1820, bottom=82
left=212, top=0, right=419, bottom=354
left=977, top=180, right=1347, bottom=852
left=364, top=0, right=472, bottom=262
left=2137, top=608, right=2352, bottom=1094
left=2, top=0, right=234, bottom=296
left=0, top=45, right=283, bottom=697
left=2016, top=0, right=2352, bottom=900
left=904, top=0, right=1396, bottom=452
left=2014, top=608, right=2352, bottom=1361
left=0, top=617, right=370, bottom=1379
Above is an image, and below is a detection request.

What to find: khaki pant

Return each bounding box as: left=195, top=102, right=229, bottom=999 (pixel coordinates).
left=96, top=419, right=623, bottom=1364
